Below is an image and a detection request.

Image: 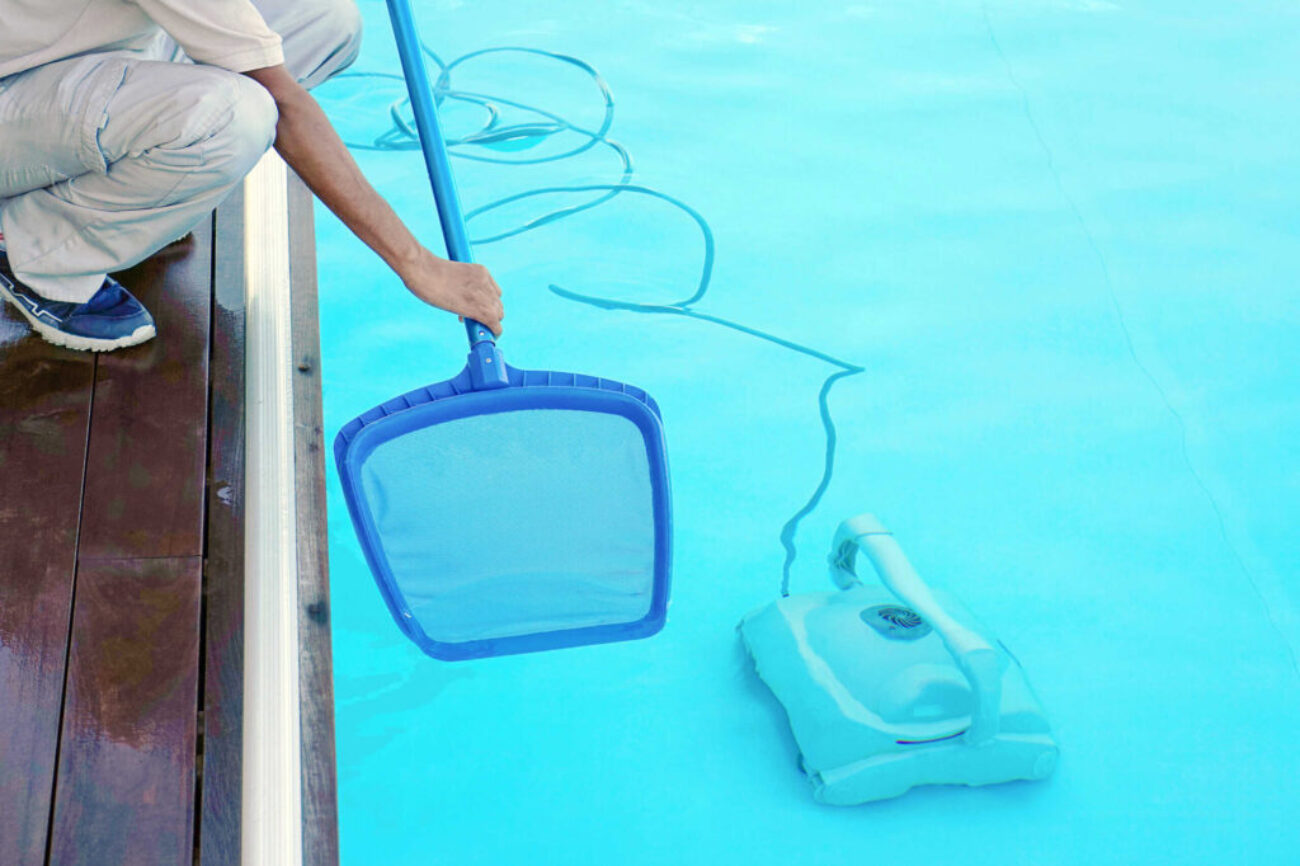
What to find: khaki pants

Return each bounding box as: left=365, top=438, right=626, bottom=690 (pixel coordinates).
left=0, top=0, right=361, bottom=302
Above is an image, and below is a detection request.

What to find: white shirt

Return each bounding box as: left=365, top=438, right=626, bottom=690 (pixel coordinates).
left=0, top=0, right=285, bottom=79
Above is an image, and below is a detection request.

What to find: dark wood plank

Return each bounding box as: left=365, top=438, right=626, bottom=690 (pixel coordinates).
left=287, top=170, right=340, bottom=866
left=46, top=556, right=202, bottom=866
left=0, top=315, right=94, bottom=866
left=199, top=191, right=248, bottom=866
left=76, top=222, right=214, bottom=560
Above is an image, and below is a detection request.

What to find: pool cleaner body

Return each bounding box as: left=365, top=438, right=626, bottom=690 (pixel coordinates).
left=739, top=514, right=1058, bottom=804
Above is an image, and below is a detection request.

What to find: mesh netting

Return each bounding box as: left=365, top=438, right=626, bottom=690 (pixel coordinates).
left=358, top=407, right=657, bottom=644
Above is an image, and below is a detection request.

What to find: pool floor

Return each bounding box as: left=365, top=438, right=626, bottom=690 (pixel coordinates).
left=314, top=1, right=1300, bottom=863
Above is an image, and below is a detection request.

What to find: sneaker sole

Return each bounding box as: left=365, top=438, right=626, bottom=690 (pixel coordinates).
left=0, top=278, right=156, bottom=353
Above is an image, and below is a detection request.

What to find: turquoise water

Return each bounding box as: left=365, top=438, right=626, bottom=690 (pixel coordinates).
left=314, top=1, right=1300, bottom=863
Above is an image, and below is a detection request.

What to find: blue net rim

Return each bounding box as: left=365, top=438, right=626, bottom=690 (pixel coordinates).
left=333, top=362, right=672, bottom=661
left=335, top=362, right=661, bottom=449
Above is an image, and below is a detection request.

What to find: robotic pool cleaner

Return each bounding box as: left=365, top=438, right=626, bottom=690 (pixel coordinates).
left=739, top=514, right=1058, bottom=804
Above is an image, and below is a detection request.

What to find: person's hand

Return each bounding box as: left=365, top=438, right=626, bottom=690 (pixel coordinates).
left=401, top=249, right=504, bottom=336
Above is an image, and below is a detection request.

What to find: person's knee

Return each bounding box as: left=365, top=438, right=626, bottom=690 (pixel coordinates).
left=294, top=0, right=364, bottom=88
left=205, top=75, right=279, bottom=184
left=329, top=0, right=364, bottom=69
left=121, top=67, right=277, bottom=186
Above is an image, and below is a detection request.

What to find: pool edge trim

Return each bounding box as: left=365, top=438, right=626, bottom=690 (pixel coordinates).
left=241, top=151, right=305, bottom=866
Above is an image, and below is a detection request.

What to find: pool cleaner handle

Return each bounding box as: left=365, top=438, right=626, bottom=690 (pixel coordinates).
left=829, top=515, right=1003, bottom=744
left=384, top=0, right=509, bottom=389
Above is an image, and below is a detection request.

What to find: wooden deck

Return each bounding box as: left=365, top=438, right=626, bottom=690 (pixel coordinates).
left=0, top=175, right=338, bottom=866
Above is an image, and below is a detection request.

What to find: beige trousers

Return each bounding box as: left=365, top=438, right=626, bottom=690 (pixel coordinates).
left=0, top=0, right=361, bottom=302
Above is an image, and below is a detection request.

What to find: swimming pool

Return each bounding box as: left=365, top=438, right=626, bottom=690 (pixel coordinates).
left=313, top=1, right=1300, bottom=863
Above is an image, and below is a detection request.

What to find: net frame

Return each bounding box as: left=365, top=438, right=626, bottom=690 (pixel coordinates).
left=335, top=363, right=672, bottom=660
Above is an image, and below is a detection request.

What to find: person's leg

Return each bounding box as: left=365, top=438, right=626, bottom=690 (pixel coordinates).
left=253, top=0, right=363, bottom=89
left=0, top=53, right=278, bottom=303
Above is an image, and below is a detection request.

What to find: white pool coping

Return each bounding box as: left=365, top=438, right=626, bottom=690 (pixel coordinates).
left=241, top=150, right=305, bottom=866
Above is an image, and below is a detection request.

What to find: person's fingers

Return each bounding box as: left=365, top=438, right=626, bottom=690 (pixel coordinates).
left=434, top=262, right=502, bottom=335
left=473, top=302, right=501, bottom=335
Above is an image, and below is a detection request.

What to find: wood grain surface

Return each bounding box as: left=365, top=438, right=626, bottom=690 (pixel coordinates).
left=199, top=193, right=249, bottom=866
left=0, top=186, right=332, bottom=865
left=0, top=303, right=95, bottom=866
left=47, top=556, right=202, bottom=866
left=76, top=225, right=213, bottom=560
left=287, top=171, right=341, bottom=866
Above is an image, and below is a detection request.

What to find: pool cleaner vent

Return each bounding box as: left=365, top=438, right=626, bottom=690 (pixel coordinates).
left=862, top=605, right=931, bottom=640
left=739, top=514, right=1059, bottom=804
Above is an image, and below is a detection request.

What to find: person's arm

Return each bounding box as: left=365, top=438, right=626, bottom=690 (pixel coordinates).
left=242, top=64, right=503, bottom=335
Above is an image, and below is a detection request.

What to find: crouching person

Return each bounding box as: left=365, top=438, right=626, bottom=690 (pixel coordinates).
left=0, top=0, right=502, bottom=352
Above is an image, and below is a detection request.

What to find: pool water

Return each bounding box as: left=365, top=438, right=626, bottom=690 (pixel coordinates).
left=313, top=1, right=1300, bottom=863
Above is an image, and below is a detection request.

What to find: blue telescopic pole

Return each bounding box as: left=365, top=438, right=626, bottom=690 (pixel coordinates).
left=384, top=0, right=507, bottom=384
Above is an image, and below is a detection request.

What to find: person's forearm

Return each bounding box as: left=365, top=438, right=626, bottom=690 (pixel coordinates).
left=242, top=65, right=503, bottom=333
left=244, top=66, right=423, bottom=275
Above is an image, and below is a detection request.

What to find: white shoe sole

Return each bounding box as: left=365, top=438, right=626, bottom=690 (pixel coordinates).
left=0, top=278, right=156, bottom=352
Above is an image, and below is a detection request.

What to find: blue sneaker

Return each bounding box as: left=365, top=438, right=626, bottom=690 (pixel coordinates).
left=0, top=252, right=156, bottom=352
